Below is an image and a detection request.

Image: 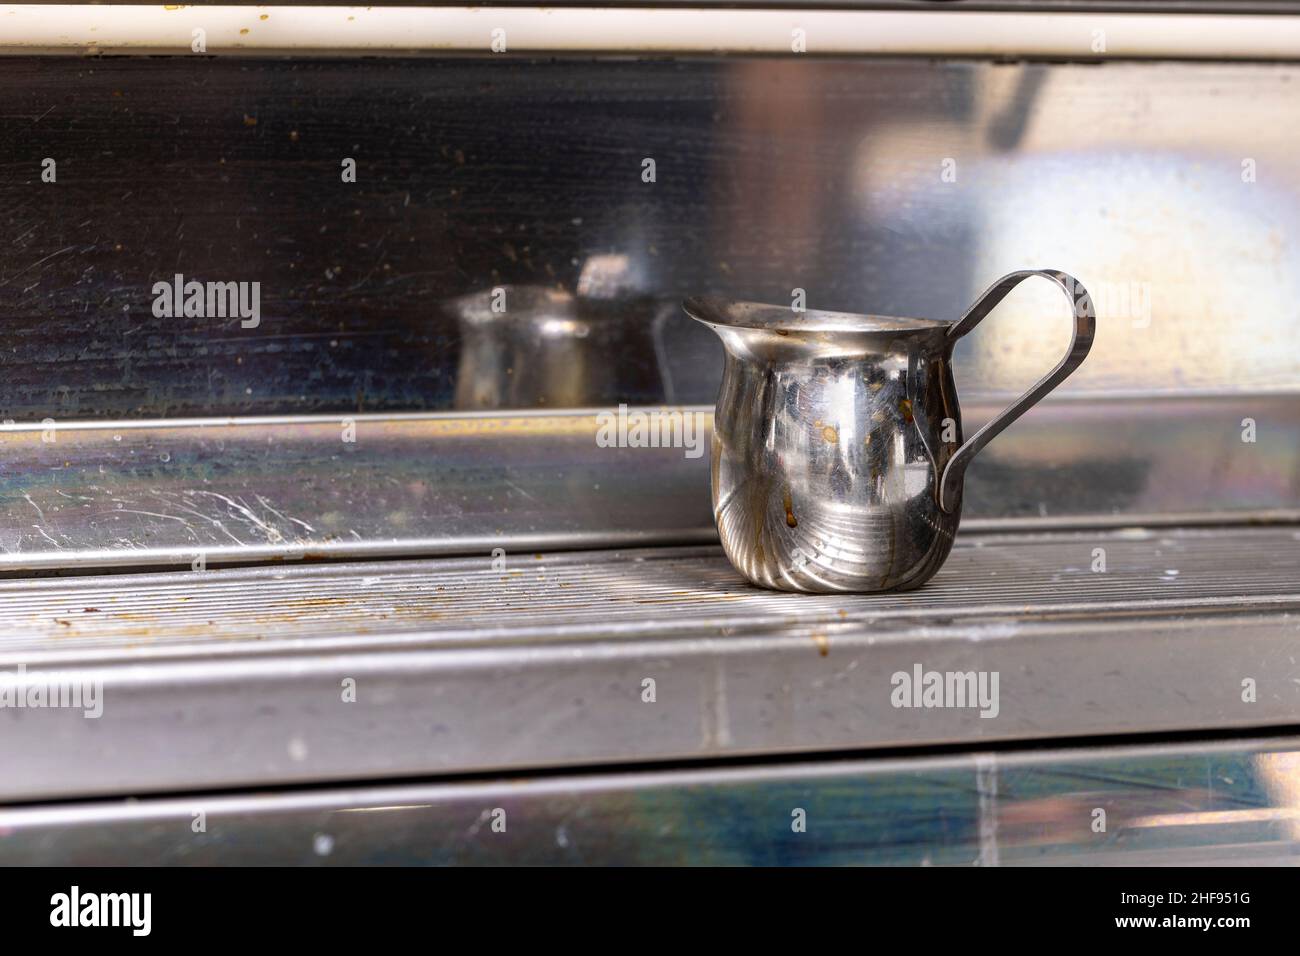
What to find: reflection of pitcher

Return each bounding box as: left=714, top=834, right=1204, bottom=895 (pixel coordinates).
left=449, top=286, right=670, bottom=410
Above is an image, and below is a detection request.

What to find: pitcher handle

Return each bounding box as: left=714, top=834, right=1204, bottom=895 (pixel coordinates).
left=937, top=269, right=1096, bottom=513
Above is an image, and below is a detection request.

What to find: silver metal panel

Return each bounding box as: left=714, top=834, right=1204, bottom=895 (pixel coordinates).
left=2, top=526, right=1298, bottom=801
left=3, top=55, right=1297, bottom=563
left=3, top=56, right=1299, bottom=419
left=1, top=393, right=1296, bottom=571
left=4, top=735, right=1300, bottom=865
left=0, top=410, right=717, bottom=571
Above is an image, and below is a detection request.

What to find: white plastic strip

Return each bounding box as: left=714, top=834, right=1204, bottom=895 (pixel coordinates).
left=0, top=6, right=1298, bottom=58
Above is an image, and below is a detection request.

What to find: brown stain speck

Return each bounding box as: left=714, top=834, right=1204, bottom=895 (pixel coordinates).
left=285, top=597, right=348, bottom=610
left=783, top=489, right=798, bottom=528
left=899, top=398, right=914, bottom=423
left=821, top=425, right=838, bottom=444
left=811, top=633, right=829, bottom=657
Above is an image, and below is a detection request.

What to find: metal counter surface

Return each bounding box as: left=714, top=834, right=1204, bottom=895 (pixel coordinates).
left=2, top=525, right=1297, bottom=802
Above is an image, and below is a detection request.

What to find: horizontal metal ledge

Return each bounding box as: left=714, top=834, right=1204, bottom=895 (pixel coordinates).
left=3, top=6, right=1300, bottom=59
left=5, top=734, right=1300, bottom=864
left=1, top=526, right=1298, bottom=802
left=0, top=408, right=717, bottom=572
left=1, top=392, right=1297, bottom=572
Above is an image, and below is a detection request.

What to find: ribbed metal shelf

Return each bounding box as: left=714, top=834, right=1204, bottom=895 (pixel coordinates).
left=2, top=526, right=1298, bottom=802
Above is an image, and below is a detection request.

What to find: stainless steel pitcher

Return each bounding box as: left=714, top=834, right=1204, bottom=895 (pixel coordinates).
left=685, top=270, right=1096, bottom=593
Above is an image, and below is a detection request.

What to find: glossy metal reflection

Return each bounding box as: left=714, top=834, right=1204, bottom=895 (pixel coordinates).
left=687, top=270, right=1096, bottom=593
left=5, top=737, right=1300, bottom=864
left=448, top=285, right=669, bottom=410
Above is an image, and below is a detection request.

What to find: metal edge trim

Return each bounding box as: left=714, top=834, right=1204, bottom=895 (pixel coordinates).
left=3, top=7, right=1300, bottom=60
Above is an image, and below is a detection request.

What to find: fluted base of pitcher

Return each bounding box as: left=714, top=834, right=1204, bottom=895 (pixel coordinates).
left=714, top=481, right=960, bottom=594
